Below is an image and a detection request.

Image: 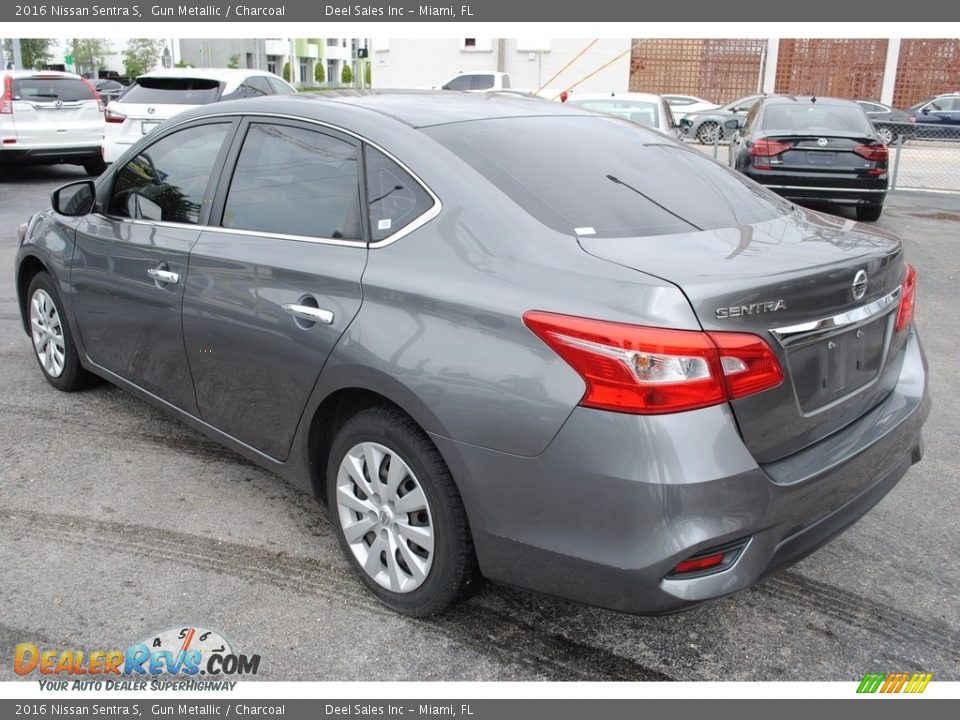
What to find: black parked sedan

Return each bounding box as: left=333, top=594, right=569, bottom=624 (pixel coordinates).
left=730, top=96, right=888, bottom=221
left=857, top=99, right=917, bottom=144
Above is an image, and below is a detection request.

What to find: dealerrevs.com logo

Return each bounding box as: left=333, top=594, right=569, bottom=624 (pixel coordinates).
left=15, top=626, right=261, bottom=690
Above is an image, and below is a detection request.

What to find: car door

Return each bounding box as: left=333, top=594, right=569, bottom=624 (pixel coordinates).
left=71, top=119, right=237, bottom=413
left=181, top=118, right=369, bottom=461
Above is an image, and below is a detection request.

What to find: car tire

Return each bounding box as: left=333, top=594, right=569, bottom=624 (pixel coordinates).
left=326, top=406, right=479, bottom=617
left=696, top=122, right=720, bottom=144
left=856, top=204, right=883, bottom=222
left=83, top=159, right=107, bottom=177
left=26, top=272, right=96, bottom=392
left=875, top=126, right=895, bottom=145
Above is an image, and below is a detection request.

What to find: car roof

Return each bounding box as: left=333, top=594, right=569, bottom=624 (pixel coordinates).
left=566, top=92, right=664, bottom=103
left=277, top=89, right=596, bottom=128
left=762, top=95, right=861, bottom=108
left=3, top=70, right=86, bottom=80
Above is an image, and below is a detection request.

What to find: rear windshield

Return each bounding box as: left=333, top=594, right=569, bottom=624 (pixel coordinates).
left=12, top=77, right=96, bottom=102
left=119, top=77, right=222, bottom=105
left=425, top=116, right=790, bottom=238
left=761, top=104, right=872, bottom=134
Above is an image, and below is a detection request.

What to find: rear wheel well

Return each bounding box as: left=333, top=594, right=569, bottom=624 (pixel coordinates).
left=308, top=388, right=418, bottom=505
left=17, top=256, right=48, bottom=334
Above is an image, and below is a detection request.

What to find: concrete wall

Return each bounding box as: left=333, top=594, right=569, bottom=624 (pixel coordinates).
left=371, top=38, right=631, bottom=93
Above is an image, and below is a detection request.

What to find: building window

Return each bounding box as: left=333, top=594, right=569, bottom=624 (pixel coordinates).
left=266, top=55, right=278, bottom=75
left=299, top=59, right=309, bottom=84
left=464, top=38, right=477, bottom=48
left=327, top=39, right=339, bottom=48
left=245, top=53, right=254, bottom=69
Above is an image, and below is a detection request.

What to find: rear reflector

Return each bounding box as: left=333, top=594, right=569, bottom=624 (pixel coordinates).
left=895, top=264, right=917, bottom=332
left=523, top=312, right=783, bottom=414
left=749, top=139, right=791, bottom=157
left=672, top=553, right=726, bottom=575
left=668, top=539, right=749, bottom=578
left=2, top=138, right=15, bottom=144
left=854, top=143, right=889, bottom=162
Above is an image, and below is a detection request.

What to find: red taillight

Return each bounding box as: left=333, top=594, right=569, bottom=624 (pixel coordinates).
left=749, top=139, right=791, bottom=158
left=895, top=264, right=917, bottom=332
left=105, top=107, right=126, bottom=123
left=854, top=143, right=888, bottom=162
left=79, top=77, right=105, bottom=113
left=522, top=312, right=783, bottom=414
left=1, top=75, right=13, bottom=114
left=672, top=552, right=726, bottom=575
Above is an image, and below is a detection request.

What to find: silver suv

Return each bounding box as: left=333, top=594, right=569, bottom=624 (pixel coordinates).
left=0, top=70, right=106, bottom=177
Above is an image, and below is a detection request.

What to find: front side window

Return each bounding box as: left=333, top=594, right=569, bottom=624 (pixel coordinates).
left=108, top=123, right=230, bottom=224
left=365, top=147, right=435, bottom=242
left=443, top=75, right=472, bottom=91
left=571, top=100, right=660, bottom=129
left=222, top=123, right=361, bottom=240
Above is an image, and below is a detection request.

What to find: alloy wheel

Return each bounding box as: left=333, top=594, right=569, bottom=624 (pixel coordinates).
left=336, top=442, right=434, bottom=593
left=30, top=289, right=66, bottom=378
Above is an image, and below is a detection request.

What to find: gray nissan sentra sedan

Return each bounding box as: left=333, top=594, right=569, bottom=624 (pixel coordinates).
left=15, top=92, right=929, bottom=617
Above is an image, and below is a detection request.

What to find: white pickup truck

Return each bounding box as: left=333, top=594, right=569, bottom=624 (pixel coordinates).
left=437, top=72, right=565, bottom=100
left=438, top=71, right=513, bottom=92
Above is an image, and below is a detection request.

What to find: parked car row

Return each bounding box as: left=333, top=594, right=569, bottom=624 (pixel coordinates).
left=1, top=68, right=297, bottom=176
left=675, top=91, right=960, bottom=145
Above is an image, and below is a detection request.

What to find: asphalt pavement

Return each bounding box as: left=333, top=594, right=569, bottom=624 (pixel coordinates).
left=1, top=165, right=958, bottom=682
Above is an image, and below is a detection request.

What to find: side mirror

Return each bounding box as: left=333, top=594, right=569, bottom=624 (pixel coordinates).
left=921, top=107, right=930, bottom=114
left=51, top=180, right=96, bottom=216
left=724, top=118, right=743, bottom=130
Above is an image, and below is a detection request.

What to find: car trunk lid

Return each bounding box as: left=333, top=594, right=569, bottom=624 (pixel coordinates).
left=578, top=209, right=908, bottom=463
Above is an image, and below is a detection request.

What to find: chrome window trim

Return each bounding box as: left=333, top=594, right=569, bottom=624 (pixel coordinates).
left=100, top=110, right=442, bottom=249
left=764, top=185, right=887, bottom=193
left=769, top=286, right=901, bottom=348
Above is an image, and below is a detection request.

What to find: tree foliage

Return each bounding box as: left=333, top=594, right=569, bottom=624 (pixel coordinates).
left=341, top=64, right=353, bottom=85
left=364, top=62, right=371, bottom=86
left=122, top=39, right=166, bottom=77
left=227, top=54, right=240, bottom=69
left=3, top=39, right=56, bottom=70
left=314, top=63, right=325, bottom=84
left=282, top=62, right=291, bottom=82
left=71, top=39, right=113, bottom=70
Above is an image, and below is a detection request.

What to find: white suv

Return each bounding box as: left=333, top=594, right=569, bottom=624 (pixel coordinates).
left=0, top=70, right=106, bottom=176
left=103, top=68, right=297, bottom=164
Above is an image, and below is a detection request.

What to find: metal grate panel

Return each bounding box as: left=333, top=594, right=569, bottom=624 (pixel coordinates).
left=893, top=39, right=960, bottom=108
left=774, top=39, right=887, bottom=101
left=629, top=39, right=767, bottom=104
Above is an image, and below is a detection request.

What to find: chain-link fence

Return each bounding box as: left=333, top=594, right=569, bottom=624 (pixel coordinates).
left=686, top=122, right=960, bottom=194
left=886, top=124, right=960, bottom=193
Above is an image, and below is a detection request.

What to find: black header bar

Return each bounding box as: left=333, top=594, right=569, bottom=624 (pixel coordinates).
left=4, top=1, right=960, bottom=22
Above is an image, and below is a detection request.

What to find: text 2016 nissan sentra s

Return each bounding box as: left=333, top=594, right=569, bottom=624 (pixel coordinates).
left=15, top=92, right=929, bottom=617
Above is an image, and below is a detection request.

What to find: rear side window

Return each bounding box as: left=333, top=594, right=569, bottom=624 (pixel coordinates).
left=267, top=77, right=296, bottom=95
left=109, top=123, right=231, bottom=224
left=222, top=122, right=362, bottom=240
left=365, top=146, right=435, bottom=242
left=119, top=77, right=221, bottom=105
left=426, top=116, right=790, bottom=238
left=570, top=100, right=660, bottom=129
left=761, top=104, right=873, bottom=134
left=222, top=76, right=272, bottom=99
left=12, top=77, right=95, bottom=102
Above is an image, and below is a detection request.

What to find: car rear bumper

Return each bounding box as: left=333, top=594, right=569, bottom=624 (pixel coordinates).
left=745, top=171, right=888, bottom=205
left=431, top=326, right=928, bottom=614
left=0, top=145, right=102, bottom=166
